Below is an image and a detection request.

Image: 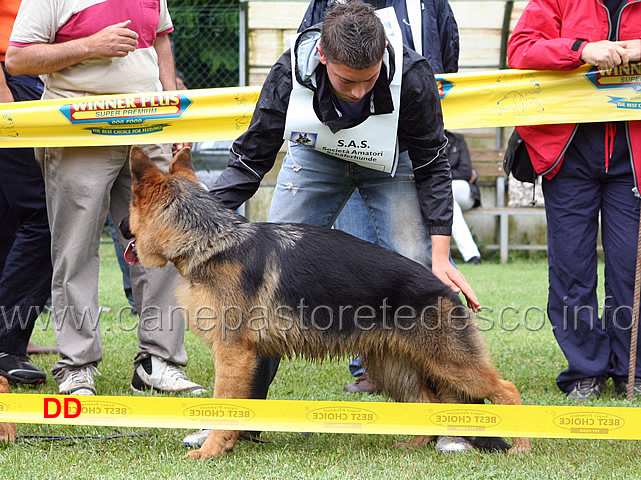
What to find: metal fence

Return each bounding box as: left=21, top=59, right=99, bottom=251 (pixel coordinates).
left=169, top=6, right=241, bottom=89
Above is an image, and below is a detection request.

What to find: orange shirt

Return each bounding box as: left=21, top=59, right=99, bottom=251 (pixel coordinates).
left=0, top=0, right=21, bottom=60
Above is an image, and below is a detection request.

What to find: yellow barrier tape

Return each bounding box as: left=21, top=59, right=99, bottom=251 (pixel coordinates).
left=1, top=63, right=640, bottom=147
left=438, top=63, right=641, bottom=129
left=1, top=393, right=640, bottom=440
left=0, top=87, right=261, bottom=147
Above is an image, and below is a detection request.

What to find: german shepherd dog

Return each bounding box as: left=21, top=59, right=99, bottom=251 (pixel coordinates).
left=123, top=146, right=531, bottom=459
left=0, top=376, right=16, bottom=442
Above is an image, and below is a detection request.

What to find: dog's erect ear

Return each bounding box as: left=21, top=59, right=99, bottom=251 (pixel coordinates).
left=169, top=147, right=194, bottom=173
left=169, top=147, right=198, bottom=182
left=129, top=145, right=162, bottom=184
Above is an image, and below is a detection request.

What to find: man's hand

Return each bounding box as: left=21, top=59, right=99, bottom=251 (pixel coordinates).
left=431, top=235, right=481, bottom=312
left=432, top=261, right=481, bottom=312
left=89, top=20, right=139, bottom=58
left=615, top=39, right=641, bottom=63
left=581, top=40, right=630, bottom=70
left=172, top=143, right=193, bottom=155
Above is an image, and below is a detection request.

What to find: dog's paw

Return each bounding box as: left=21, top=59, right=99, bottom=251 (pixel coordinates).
left=185, top=449, right=212, bottom=460
left=508, top=438, right=532, bottom=454
left=508, top=446, right=531, bottom=454
left=184, top=446, right=228, bottom=460
left=0, top=423, right=16, bottom=443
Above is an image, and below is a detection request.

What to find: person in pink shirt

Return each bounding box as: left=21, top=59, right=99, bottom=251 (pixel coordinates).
left=6, top=0, right=204, bottom=397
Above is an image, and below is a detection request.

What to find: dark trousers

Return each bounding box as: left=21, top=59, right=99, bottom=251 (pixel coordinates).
left=0, top=69, right=51, bottom=356
left=543, top=123, right=640, bottom=393
left=0, top=147, right=52, bottom=355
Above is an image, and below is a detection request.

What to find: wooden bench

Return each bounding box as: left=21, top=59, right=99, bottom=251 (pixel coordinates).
left=469, top=148, right=506, bottom=177
left=463, top=148, right=547, bottom=263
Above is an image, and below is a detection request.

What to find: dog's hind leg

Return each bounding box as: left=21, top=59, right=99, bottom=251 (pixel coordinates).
left=483, top=375, right=532, bottom=453
left=363, top=356, right=439, bottom=449
left=392, top=383, right=438, bottom=450
left=186, top=342, right=259, bottom=460
left=440, top=363, right=532, bottom=454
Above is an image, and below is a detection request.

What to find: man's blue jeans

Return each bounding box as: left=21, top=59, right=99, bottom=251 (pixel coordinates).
left=268, top=144, right=431, bottom=264
left=253, top=143, right=432, bottom=393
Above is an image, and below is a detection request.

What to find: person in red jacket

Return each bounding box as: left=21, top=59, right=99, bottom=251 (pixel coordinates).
left=508, top=0, right=641, bottom=400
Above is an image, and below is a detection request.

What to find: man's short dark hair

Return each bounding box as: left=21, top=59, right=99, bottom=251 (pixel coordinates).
left=320, top=1, right=386, bottom=70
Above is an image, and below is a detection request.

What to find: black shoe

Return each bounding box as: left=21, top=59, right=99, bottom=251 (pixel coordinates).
left=0, top=352, right=46, bottom=385
left=467, top=256, right=481, bottom=265
left=614, top=377, right=641, bottom=398
left=567, top=377, right=605, bottom=401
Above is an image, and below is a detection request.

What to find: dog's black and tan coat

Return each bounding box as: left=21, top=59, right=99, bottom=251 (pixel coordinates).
left=124, top=146, right=531, bottom=459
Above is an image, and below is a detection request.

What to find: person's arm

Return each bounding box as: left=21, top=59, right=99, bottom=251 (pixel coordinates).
left=435, top=0, right=460, bottom=74
left=579, top=40, right=630, bottom=70
left=507, top=0, right=591, bottom=71
left=0, top=68, right=14, bottom=103
left=447, top=132, right=473, bottom=182
left=431, top=235, right=479, bottom=311
left=456, top=135, right=478, bottom=184
left=400, top=53, right=451, bottom=234
left=209, top=51, right=294, bottom=209
left=5, top=20, right=138, bottom=76
left=154, top=34, right=177, bottom=91
left=153, top=33, right=188, bottom=153
left=400, top=51, right=479, bottom=311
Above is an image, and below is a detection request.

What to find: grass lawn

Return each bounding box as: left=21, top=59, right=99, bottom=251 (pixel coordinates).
left=2, top=238, right=640, bottom=479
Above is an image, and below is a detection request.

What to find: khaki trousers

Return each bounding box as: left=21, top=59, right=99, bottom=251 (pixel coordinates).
left=37, top=144, right=188, bottom=381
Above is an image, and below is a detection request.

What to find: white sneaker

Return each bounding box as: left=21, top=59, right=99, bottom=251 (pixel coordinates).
left=58, top=366, right=100, bottom=395
left=183, top=429, right=212, bottom=448
left=435, top=436, right=473, bottom=453
left=131, top=356, right=207, bottom=395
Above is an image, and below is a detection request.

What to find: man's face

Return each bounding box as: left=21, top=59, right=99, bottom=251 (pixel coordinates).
left=318, top=46, right=382, bottom=103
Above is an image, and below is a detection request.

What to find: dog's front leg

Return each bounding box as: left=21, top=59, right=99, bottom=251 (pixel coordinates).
left=186, top=428, right=240, bottom=460
left=0, top=376, right=16, bottom=442
left=186, top=342, right=258, bottom=460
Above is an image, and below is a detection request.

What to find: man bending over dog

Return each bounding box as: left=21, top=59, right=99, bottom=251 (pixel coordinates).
left=122, top=2, right=532, bottom=455
left=204, top=0, right=480, bottom=441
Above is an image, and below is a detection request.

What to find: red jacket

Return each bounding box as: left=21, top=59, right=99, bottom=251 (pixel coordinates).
left=507, top=0, right=641, bottom=192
